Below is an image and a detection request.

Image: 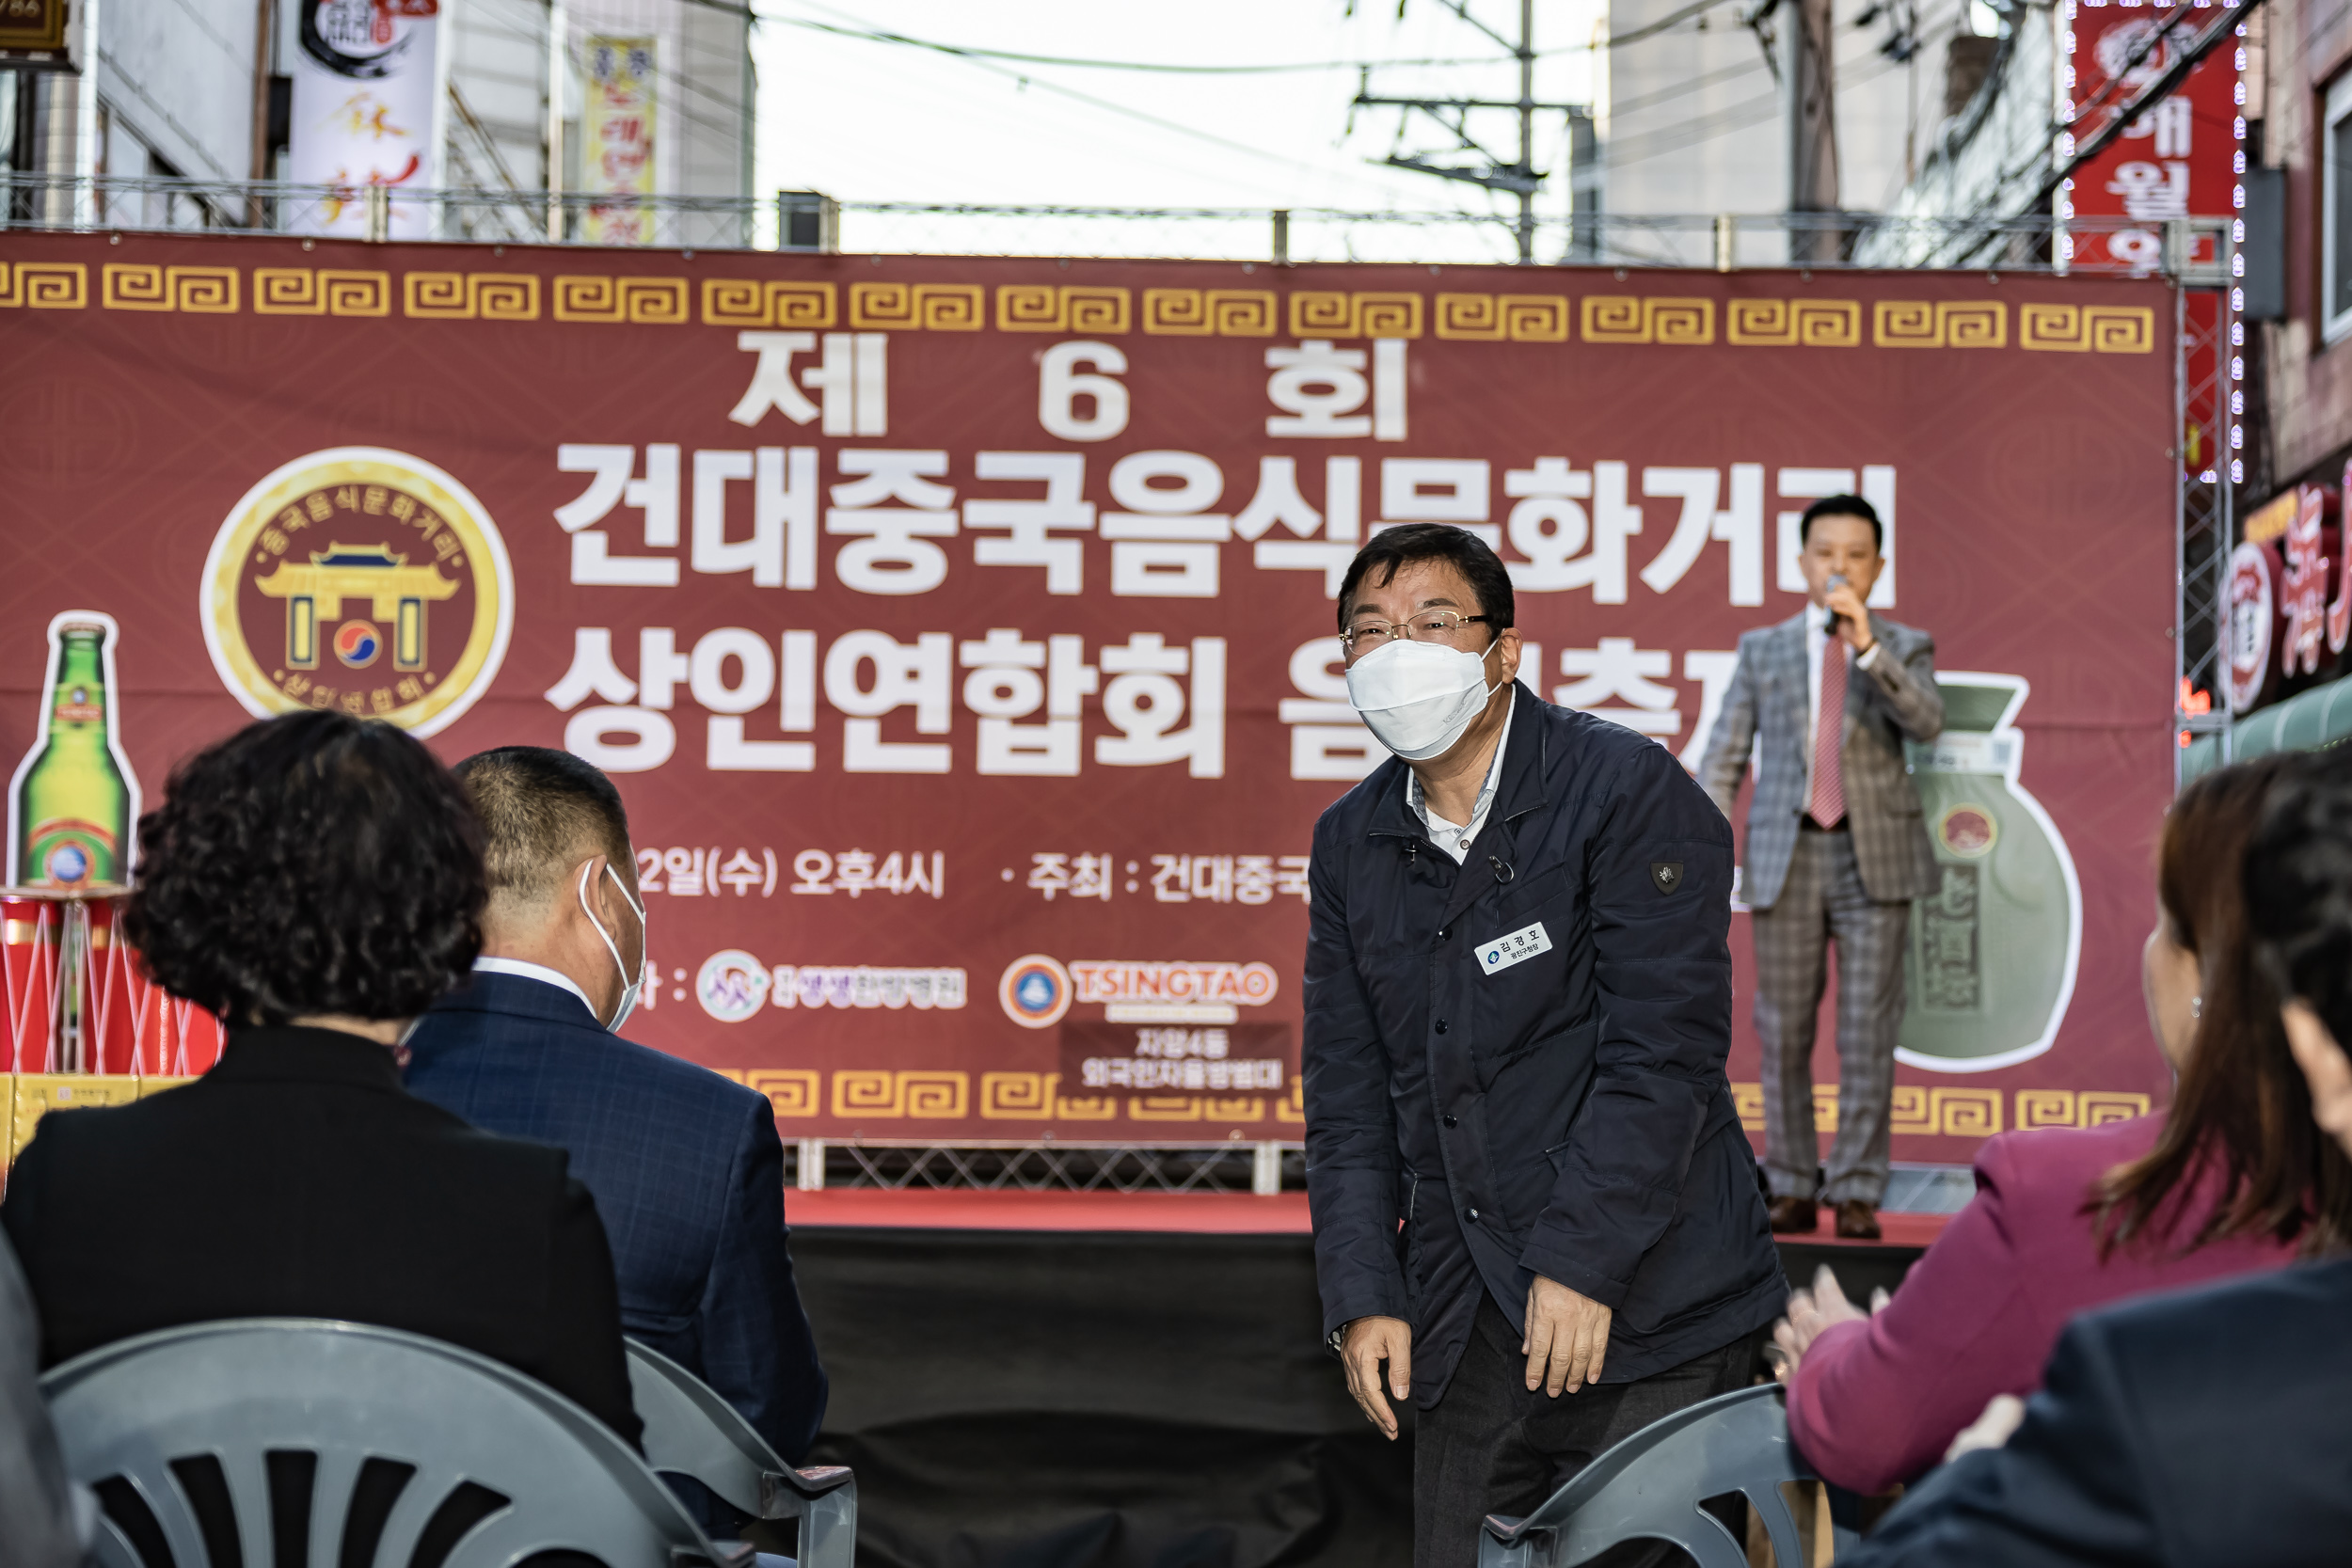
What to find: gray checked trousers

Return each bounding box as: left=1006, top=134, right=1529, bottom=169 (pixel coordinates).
left=1750, top=827, right=1912, bottom=1206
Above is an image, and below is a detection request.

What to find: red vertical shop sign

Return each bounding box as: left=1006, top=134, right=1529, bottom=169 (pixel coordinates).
left=2060, top=0, right=2244, bottom=477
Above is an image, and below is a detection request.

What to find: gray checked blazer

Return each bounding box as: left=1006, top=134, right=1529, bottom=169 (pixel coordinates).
left=1697, top=610, right=1944, bottom=910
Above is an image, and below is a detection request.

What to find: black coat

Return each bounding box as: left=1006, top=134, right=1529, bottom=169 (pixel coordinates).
left=0, top=1025, right=643, bottom=1447
left=1844, top=1257, right=2352, bottom=1566
left=1303, top=686, right=1785, bottom=1404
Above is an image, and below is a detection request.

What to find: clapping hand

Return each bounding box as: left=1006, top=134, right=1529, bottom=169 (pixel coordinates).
left=1767, top=1264, right=1889, bottom=1383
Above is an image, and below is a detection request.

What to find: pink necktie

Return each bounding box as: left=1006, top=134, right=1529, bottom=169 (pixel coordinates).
left=1810, top=639, right=1847, bottom=828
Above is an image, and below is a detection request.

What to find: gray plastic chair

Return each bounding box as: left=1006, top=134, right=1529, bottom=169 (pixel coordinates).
left=1478, top=1384, right=1854, bottom=1568
left=40, top=1317, right=752, bottom=1568
left=625, top=1341, right=855, bottom=1568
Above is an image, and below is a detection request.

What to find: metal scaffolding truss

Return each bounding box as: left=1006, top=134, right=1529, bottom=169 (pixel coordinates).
left=2174, top=219, right=2240, bottom=782
left=785, top=1138, right=1306, bottom=1196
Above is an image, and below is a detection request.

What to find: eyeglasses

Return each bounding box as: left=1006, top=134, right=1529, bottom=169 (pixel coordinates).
left=1341, top=610, right=1491, bottom=655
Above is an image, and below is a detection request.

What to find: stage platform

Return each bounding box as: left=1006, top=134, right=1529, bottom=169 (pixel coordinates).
left=787, top=1190, right=1947, bottom=1568
left=790, top=1186, right=1947, bottom=1256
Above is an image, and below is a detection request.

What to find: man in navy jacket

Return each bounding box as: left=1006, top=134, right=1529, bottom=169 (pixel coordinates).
left=1305, top=526, right=1785, bottom=1566
left=405, top=747, right=826, bottom=1465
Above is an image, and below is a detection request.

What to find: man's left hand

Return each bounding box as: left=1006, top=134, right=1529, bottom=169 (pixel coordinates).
left=1524, top=1275, right=1612, bottom=1396
left=1824, top=582, right=1875, bottom=654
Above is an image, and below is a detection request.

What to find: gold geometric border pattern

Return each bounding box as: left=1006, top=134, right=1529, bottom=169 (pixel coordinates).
left=101, top=262, right=239, bottom=313
left=1433, top=293, right=1571, bottom=341
left=0, top=261, right=88, bottom=308
left=1288, top=290, right=1423, bottom=339
left=403, top=272, right=541, bottom=321
left=0, top=261, right=2064, bottom=361
left=2019, top=302, right=2155, bottom=354
left=995, top=283, right=1131, bottom=334
left=1726, top=298, right=1862, bottom=347
left=1733, top=1084, right=2153, bottom=1137
left=552, top=275, right=691, bottom=324
left=1873, top=299, right=2007, bottom=348
left=1141, top=288, right=1277, bottom=336
left=701, top=277, right=836, bottom=328
left=1581, top=295, right=1715, bottom=345
left=254, top=268, right=391, bottom=316
left=849, top=281, right=984, bottom=331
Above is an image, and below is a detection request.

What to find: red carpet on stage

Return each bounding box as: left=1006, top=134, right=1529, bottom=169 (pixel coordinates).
left=787, top=1187, right=1950, bottom=1246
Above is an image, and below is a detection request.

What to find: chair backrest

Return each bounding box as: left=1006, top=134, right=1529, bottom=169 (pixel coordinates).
left=40, top=1318, right=746, bottom=1568
left=624, top=1340, right=856, bottom=1568
left=1479, top=1384, right=1846, bottom=1568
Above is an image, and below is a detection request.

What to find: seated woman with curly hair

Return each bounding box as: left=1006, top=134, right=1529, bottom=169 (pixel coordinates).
left=0, top=711, right=640, bottom=1446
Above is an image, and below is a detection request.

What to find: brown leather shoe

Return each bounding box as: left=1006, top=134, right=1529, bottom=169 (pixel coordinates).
left=1768, top=1195, right=1819, bottom=1233
left=1834, top=1199, right=1882, bottom=1240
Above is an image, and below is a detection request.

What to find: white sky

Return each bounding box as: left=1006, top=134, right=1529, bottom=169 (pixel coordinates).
left=748, top=0, right=1612, bottom=260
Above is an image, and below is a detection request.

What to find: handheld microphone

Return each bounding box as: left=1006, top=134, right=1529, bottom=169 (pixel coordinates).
left=1825, top=572, right=1851, bottom=638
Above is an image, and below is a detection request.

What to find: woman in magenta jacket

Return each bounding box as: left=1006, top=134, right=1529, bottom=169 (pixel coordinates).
left=1775, top=753, right=2351, bottom=1494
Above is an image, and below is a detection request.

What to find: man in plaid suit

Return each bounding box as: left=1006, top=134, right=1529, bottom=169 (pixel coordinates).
left=1697, top=496, right=1943, bottom=1238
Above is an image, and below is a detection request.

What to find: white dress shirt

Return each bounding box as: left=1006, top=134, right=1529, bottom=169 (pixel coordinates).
left=471, top=956, right=599, bottom=1020
left=1409, top=689, right=1516, bottom=863
left=1804, top=603, right=1883, bottom=789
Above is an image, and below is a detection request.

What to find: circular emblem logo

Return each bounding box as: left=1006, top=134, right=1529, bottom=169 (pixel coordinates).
left=1938, top=803, right=1998, bottom=859
left=44, top=844, right=91, bottom=886
left=998, top=954, right=1073, bottom=1030
left=200, top=448, right=514, bottom=736
left=2222, top=540, right=2279, bottom=715
left=695, top=950, right=772, bottom=1023
left=333, top=620, right=382, bottom=668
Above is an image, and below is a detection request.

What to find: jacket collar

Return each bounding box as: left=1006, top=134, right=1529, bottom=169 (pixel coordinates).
left=209, top=1024, right=409, bottom=1091
left=429, top=967, right=604, bottom=1031
left=1366, top=680, right=1551, bottom=846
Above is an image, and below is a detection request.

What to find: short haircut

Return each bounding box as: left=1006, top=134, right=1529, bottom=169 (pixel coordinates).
left=124, top=711, right=484, bottom=1024
left=1335, top=524, right=1516, bottom=633
left=1799, top=494, right=1883, bottom=553
left=2247, top=747, right=2352, bottom=1052
left=455, top=746, right=633, bottom=911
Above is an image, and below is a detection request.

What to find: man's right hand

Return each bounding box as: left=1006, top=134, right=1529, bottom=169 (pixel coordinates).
left=1341, top=1315, right=1413, bottom=1439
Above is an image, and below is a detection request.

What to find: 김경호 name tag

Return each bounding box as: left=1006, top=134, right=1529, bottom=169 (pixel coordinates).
left=1476, top=921, right=1552, bottom=977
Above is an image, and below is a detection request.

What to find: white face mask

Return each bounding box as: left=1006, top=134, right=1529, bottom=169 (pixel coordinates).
left=1344, top=636, right=1502, bottom=762
left=579, top=862, right=647, bottom=1033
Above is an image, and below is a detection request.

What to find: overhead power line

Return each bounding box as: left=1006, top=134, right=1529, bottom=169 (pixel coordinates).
left=760, top=14, right=1576, bottom=71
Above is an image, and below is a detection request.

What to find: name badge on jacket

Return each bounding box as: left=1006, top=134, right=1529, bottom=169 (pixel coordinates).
left=1477, top=921, right=1552, bottom=976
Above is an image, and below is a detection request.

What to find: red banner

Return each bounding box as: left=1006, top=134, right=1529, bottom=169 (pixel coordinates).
left=0, top=234, right=2177, bottom=1160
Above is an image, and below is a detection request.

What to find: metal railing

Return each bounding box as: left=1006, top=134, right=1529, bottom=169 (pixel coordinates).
left=786, top=1138, right=1304, bottom=1196
left=0, top=173, right=2232, bottom=275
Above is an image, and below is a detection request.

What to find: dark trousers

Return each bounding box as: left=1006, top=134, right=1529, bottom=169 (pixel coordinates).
left=1414, top=1295, right=1764, bottom=1568
left=1751, top=828, right=1912, bottom=1207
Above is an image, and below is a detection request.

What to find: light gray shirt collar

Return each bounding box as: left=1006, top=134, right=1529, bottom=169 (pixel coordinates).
left=1409, top=689, right=1516, bottom=864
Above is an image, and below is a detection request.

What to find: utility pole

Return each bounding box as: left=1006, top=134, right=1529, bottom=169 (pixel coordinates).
left=1354, top=0, right=1585, bottom=264
left=1788, top=0, right=1840, bottom=261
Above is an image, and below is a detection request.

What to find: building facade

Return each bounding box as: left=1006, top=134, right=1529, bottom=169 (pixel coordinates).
left=2, top=0, right=752, bottom=233
left=1603, top=0, right=1957, bottom=261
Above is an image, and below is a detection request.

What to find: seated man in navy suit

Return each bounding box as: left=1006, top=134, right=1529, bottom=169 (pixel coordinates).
left=1842, top=746, right=2352, bottom=1567
left=405, top=746, right=826, bottom=1466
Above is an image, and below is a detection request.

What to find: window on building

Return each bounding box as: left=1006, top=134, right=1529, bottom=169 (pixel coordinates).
left=2326, top=73, right=2352, bottom=341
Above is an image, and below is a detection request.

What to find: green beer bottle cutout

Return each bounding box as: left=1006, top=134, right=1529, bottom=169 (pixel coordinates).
left=1897, top=673, right=2082, bottom=1070
left=8, top=611, right=141, bottom=891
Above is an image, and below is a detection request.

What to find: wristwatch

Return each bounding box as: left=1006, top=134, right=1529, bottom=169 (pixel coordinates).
left=1326, top=1322, right=1351, bottom=1356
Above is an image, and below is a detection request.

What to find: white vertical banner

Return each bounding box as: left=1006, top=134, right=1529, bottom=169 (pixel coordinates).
left=582, top=36, right=657, bottom=245
left=288, top=0, right=441, bottom=237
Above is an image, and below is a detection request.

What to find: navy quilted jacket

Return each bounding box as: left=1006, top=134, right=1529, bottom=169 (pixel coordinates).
left=1303, top=685, right=1785, bottom=1405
